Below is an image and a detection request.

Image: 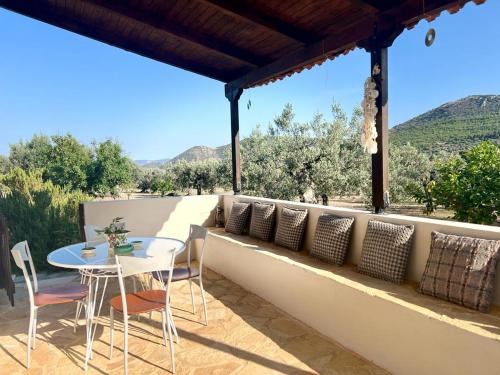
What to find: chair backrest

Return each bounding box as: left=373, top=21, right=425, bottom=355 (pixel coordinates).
left=115, top=250, right=176, bottom=316
left=84, top=224, right=106, bottom=244
left=186, top=225, right=208, bottom=270
left=11, top=241, right=38, bottom=306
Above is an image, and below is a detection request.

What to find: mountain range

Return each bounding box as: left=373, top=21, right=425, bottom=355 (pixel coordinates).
left=135, top=95, right=500, bottom=167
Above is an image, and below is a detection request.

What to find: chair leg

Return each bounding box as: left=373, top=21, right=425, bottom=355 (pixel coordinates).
left=27, top=308, right=34, bottom=369
left=188, top=278, right=196, bottom=314
left=109, top=307, right=114, bottom=359
left=161, top=310, right=168, bottom=347
left=167, top=306, right=179, bottom=344
left=74, top=302, right=82, bottom=333
left=124, top=315, right=129, bottom=375
left=32, top=308, right=37, bottom=350
left=166, top=307, right=176, bottom=374
left=133, top=277, right=141, bottom=322
left=149, top=276, right=154, bottom=321
left=199, top=277, right=208, bottom=326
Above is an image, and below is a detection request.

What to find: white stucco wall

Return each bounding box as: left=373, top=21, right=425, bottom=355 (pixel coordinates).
left=82, top=195, right=219, bottom=262
left=223, top=195, right=500, bottom=304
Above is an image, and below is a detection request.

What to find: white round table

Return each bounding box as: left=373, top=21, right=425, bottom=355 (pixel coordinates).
left=47, top=236, right=185, bottom=370
left=48, top=236, right=186, bottom=270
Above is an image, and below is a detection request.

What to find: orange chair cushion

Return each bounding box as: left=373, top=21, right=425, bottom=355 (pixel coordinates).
left=34, top=283, right=88, bottom=306
left=110, top=290, right=167, bottom=315
left=152, top=267, right=200, bottom=283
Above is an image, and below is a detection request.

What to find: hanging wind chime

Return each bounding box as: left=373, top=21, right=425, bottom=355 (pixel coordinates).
left=361, top=64, right=380, bottom=154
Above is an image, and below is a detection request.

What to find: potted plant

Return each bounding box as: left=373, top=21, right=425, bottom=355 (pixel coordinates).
left=96, top=217, right=130, bottom=249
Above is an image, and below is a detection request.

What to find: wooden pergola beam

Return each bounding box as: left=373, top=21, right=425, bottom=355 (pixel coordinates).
left=85, top=0, right=268, bottom=67
left=353, top=0, right=406, bottom=11
left=226, top=26, right=365, bottom=90
left=0, top=0, right=235, bottom=81
left=200, top=0, right=318, bottom=44
left=227, top=0, right=464, bottom=89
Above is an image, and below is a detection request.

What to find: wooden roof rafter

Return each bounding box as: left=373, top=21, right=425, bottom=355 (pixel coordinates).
left=84, top=0, right=270, bottom=67
left=0, top=0, right=237, bottom=81
left=198, top=0, right=319, bottom=44
left=353, top=0, right=407, bottom=12
left=227, top=0, right=485, bottom=89
left=0, top=0, right=486, bottom=85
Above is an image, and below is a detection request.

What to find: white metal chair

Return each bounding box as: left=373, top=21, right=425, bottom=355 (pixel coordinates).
left=74, top=224, right=113, bottom=333
left=10, top=241, right=89, bottom=368
left=84, top=224, right=107, bottom=245
left=152, top=225, right=209, bottom=325
left=109, top=250, right=177, bottom=374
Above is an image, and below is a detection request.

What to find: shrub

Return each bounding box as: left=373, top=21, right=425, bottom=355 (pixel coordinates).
left=0, top=168, right=89, bottom=271
left=433, top=142, right=499, bottom=224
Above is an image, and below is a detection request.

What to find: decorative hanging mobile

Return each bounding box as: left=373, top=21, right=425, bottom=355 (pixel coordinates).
left=422, top=0, right=436, bottom=47
left=361, top=64, right=380, bottom=154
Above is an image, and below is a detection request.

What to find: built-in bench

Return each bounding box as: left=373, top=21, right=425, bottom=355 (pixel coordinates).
left=81, top=194, right=500, bottom=374
left=204, top=222, right=500, bottom=375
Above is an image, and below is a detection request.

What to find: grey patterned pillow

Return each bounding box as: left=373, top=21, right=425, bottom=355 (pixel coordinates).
left=274, top=207, right=308, bottom=251
left=225, top=202, right=251, bottom=235
left=358, top=220, right=415, bottom=284
left=419, top=232, right=500, bottom=312
left=311, top=215, right=354, bottom=265
left=249, top=202, right=276, bottom=242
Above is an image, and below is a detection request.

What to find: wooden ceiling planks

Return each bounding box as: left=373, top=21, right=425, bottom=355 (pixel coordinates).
left=0, top=0, right=485, bottom=84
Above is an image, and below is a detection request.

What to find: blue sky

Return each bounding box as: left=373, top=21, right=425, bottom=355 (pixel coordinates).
left=0, top=2, right=499, bottom=160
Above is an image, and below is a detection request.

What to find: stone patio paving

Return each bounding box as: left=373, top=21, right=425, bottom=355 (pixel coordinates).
left=0, top=267, right=389, bottom=374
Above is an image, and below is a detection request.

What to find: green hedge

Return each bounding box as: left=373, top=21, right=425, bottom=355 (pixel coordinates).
left=0, top=168, right=89, bottom=271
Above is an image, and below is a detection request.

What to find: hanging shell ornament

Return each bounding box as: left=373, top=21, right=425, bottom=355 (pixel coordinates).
left=361, top=76, right=379, bottom=154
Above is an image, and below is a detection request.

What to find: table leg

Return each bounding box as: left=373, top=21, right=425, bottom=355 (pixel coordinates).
left=83, top=273, right=112, bottom=368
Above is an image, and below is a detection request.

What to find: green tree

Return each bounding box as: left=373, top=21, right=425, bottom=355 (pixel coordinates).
left=87, top=140, right=133, bottom=197
left=151, top=176, right=174, bottom=196
left=9, top=134, right=52, bottom=171
left=0, top=168, right=88, bottom=271
left=0, top=155, right=11, bottom=174
left=433, top=141, right=499, bottom=224
left=45, top=134, right=91, bottom=191
left=389, top=144, right=432, bottom=203
left=240, top=102, right=363, bottom=201
left=168, top=159, right=220, bottom=194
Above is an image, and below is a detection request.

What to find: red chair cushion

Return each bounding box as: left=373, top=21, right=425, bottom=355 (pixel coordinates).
left=110, top=290, right=167, bottom=315
left=34, top=283, right=88, bottom=306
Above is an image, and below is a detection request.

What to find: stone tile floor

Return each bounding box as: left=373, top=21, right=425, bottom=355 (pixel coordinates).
left=0, top=267, right=389, bottom=374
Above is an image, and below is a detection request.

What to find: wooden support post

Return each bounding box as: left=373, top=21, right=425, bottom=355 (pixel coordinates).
left=0, top=216, right=15, bottom=306
left=78, top=203, right=86, bottom=242
left=371, top=46, right=390, bottom=213
left=225, top=86, right=243, bottom=195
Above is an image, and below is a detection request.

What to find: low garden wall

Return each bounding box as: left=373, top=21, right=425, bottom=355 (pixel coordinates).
left=222, top=195, right=500, bottom=305
left=81, top=195, right=218, bottom=262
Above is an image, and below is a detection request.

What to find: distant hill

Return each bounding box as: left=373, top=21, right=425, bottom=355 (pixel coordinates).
left=390, top=95, right=500, bottom=154
left=170, top=145, right=228, bottom=163
left=134, top=145, right=228, bottom=167
left=135, top=95, right=500, bottom=167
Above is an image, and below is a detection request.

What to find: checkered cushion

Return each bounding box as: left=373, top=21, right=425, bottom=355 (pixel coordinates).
left=224, top=202, right=251, bottom=235
left=249, top=202, right=276, bottom=242
left=357, top=220, right=415, bottom=284
left=311, top=215, right=354, bottom=265
left=419, top=232, right=500, bottom=312
left=274, top=207, right=308, bottom=251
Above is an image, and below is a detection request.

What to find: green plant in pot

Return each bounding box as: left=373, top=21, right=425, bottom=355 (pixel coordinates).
left=96, top=217, right=130, bottom=249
